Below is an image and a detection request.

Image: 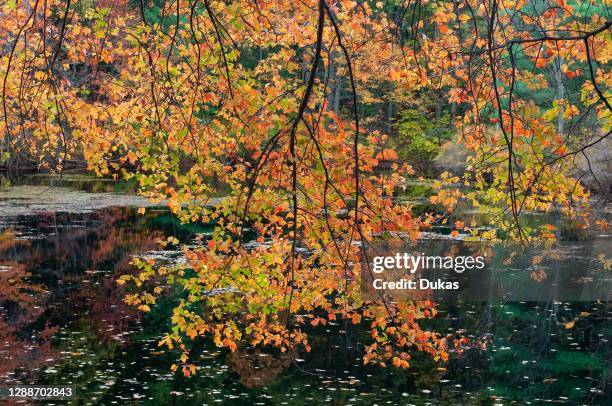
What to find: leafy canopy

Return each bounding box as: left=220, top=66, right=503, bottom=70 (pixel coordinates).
left=1, top=0, right=609, bottom=374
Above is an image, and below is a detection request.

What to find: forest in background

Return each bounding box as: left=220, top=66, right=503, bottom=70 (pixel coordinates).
left=0, top=0, right=610, bottom=376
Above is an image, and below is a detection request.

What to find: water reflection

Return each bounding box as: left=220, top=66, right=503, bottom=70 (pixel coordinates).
left=0, top=178, right=610, bottom=403
left=0, top=207, right=172, bottom=385
left=227, top=346, right=298, bottom=388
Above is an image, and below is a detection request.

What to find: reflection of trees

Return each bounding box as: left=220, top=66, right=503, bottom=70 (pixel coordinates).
left=0, top=207, right=167, bottom=381
left=0, top=233, right=56, bottom=382
left=227, top=346, right=297, bottom=388
left=0, top=229, right=54, bottom=381
left=0, top=318, right=58, bottom=384
left=53, top=208, right=165, bottom=344
left=442, top=297, right=612, bottom=402
left=0, top=260, right=45, bottom=319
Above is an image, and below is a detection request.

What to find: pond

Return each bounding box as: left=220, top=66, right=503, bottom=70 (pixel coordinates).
left=0, top=173, right=610, bottom=404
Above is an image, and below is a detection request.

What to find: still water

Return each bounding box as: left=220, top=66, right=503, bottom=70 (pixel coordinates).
left=0, top=174, right=610, bottom=404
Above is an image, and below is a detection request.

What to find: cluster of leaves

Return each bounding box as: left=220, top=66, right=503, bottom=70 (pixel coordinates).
left=1, top=0, right=609, bottom=375
left=394, top=107, right=453, bottom=174
left=420, top=0, right=610, bottom=240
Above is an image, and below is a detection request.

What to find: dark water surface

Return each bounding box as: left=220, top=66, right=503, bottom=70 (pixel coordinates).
left=0, top=175, right=610, bottom=404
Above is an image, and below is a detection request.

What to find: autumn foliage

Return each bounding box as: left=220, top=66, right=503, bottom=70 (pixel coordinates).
left=1, top=0, right=609, bottom=373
